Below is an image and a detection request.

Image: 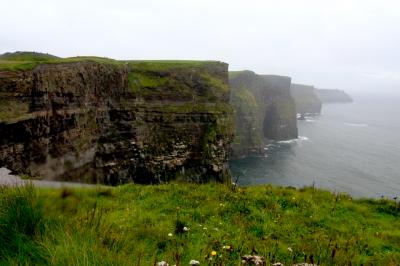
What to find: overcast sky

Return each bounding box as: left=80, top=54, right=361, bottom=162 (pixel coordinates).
left=1, top=0, right=399, bottom=95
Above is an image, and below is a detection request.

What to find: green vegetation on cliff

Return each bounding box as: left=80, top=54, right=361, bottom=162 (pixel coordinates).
left=0, top=52, right=60, bottom=71
left=0, top=99, right=30, bottom=123
left=0, top=51, right=229, bottom=102
left=230, top=87, right=262, bottom=147
left=0, top=54, right=118, bottom=71
left=1, top=184, right=399, bottom=265
left=229, top=70, right=298, bottom=157
left=126, top=60, right=229, bottom=101
left=0, top=52, right=223, bottom=72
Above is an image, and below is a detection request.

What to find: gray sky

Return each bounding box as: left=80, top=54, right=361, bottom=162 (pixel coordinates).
left=1, top=0, right=399, bottom=95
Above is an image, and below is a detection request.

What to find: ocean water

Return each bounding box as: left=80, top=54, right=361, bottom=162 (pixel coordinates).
left=230, top=94, right=400, bottom=198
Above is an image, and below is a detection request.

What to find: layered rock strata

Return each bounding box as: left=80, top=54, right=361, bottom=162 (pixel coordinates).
left=0, top=57, right=234, bottom=184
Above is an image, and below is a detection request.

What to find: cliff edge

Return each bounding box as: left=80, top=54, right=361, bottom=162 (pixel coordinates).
left=317, top=89, right=353, bottom=103
left=229, top=71, right=298, bottom=158
left=0, top=52, right=234, bottom=184
left=290, top=83, right=322, bottom=115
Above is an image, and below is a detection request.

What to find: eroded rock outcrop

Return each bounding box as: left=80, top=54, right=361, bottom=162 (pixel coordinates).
left=0, top=56, right=234, bottom=184
left=229, top=71, right=298, bottom=158
left=316, top=89, right=353, bottom=103
left=290, top=83, right=322, bottom=115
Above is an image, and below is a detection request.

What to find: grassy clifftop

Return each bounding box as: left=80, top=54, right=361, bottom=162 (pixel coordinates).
left=0, top=51, right=223, bottom=71
left=0, top=51, right=229, bottom=102
left=1, top=184, right=399, bottom=265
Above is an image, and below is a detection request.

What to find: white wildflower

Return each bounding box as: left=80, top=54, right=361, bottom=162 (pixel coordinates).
left=183, top=226, right=190, bottom=232
left=189, top=259, right=200, bottom=265
left=168, top=233, right=173, bottom=237
left=287, top=247, right=293, bottom=252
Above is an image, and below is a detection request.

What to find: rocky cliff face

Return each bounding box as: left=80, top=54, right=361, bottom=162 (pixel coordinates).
left=0, top=57, right=234, bottom=184
left=290, top=83, right=322, bottom=115
left=229, top=71, right=298, bottom=158
left=316, top=89, right=353, bottom=103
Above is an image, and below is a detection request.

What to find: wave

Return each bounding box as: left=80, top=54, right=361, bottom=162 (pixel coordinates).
left=276, top=136, right=309, bottom=144
left=264, top=143, right=277, bottom=151
left=344, top=123, right=368, bottom=127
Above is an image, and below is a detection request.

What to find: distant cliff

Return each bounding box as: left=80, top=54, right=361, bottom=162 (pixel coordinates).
left=317, top=89, right=353, bottom=103
left=0, top=52, right=234, bottom=184
left=229, top=71, right=298, bottom=157
left=290, top=83, right=322, bottom=115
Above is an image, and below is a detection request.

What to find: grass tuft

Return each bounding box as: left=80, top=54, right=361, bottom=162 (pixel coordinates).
left=0, top=185, right=48, bottom=264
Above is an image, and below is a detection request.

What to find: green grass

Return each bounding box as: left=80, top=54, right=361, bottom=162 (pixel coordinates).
left=0, top=51, right=60, bottom=71
left=0, top=51, right=59, bottom=61
left=0, top=185, right=47, bottom=264
left=127, top=60, right=223, bottom=72
left=127, top=71, right=169, bottom=93
left=1, top=184, right=400, bottom=265
left=201, top=73, right=230, bottom=94
left=0, top=55, right=122, bottom=71
left=126, top=61, right=229, bottom=100
left=231, top=87, right=258, bottom=110
left=0, top=51, right=221, bottom=72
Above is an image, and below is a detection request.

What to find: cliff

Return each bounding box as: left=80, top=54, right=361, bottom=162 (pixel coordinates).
left=290, top=83, right=322, bottom=115
left=317, top=89, right=353, bottom=103
left=0, top=52, right=234, bottom=184
left=229, top=71, right=298, bottom=157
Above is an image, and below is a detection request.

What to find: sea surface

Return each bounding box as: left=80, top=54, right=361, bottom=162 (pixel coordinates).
left=230, top=94, right=400, bottom=198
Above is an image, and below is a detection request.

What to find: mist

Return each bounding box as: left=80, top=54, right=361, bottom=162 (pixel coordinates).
left=1, top=0, right=399, bottom=95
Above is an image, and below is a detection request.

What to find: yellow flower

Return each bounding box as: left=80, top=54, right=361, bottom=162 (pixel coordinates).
left=211, top=251, right=217, bottom=256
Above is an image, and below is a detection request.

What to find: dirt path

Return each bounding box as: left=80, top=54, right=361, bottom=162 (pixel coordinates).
left=0, top=167, right=101, bottom=188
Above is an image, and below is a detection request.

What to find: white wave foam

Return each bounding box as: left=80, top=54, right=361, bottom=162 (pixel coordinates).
left=277, top=136, right=309, bottom=144
left=344, top=123, right=368, bottom=127
left=277, top=139, right=296, bottom=144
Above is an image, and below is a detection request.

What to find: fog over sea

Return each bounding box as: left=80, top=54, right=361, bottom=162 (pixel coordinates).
left=230, top=93, right=400, bottom=198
